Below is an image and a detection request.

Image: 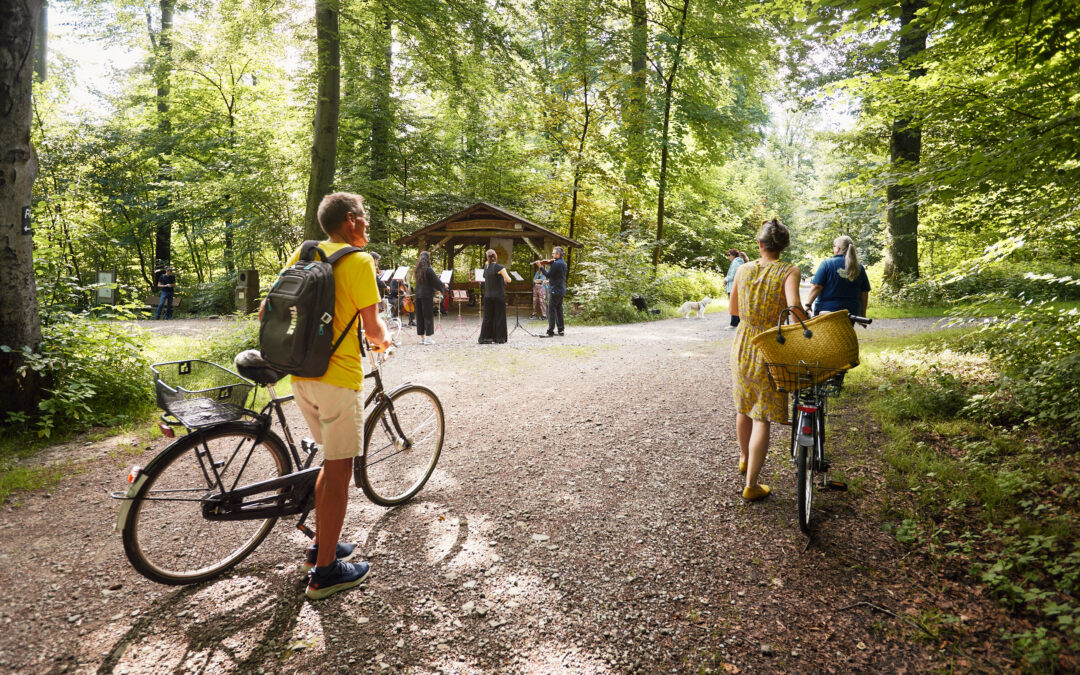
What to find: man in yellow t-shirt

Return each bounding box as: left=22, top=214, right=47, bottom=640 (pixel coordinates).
left=280, top=192, right=391, bottom=600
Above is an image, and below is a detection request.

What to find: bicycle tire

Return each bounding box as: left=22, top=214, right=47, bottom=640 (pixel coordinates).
left=796, top=439, right=813, bottom=534
left=356, top=384, right=444, bottom=507
left=122, top=423, right=290, bottom=585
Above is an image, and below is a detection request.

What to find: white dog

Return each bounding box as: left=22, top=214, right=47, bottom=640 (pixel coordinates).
left=677, top=297, right=712, bottom=318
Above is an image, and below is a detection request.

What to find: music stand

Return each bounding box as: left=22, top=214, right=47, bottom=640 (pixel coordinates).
left=451, top=289, right=469, bottom=332
left=468, top=269, right=485, bottom=338
left=507, top=290, right=536, bottom=337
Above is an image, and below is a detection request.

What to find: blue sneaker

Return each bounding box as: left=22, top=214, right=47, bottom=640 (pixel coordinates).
left=302, top=542, right=357, bottom=571
left=306, top=560, right=371, bottom=600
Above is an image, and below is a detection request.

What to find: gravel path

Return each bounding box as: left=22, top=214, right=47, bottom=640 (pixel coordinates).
left=0, top=314, right=1012, bottom=674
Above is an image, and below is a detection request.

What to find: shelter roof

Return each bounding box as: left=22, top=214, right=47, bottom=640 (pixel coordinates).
left=395, top=202, right=581, bottom=249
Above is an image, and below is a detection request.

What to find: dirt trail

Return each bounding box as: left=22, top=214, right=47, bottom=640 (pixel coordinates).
left=0, top=314, right=1013, bottom=673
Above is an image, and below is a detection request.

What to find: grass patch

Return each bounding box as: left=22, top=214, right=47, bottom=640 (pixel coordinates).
left=841, top=329, right=1080, bottom=669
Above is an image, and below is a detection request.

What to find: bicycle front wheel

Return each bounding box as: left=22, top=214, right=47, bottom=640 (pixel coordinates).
left=356, top=384, right=444, bottom=506
left=122, top=423, right=290, bottom=584
left=796, top=441, right=814, bottom=534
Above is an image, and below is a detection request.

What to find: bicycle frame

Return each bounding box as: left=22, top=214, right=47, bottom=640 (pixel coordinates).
left=116, top=343, right=407, bottom=531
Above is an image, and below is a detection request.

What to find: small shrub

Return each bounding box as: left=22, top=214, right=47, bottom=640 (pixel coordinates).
left=188, top=273, right=239, bottom=315
left=1, top=313, right=152, bottom=438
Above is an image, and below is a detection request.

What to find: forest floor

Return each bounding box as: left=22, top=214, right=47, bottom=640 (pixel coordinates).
left=0, top=314, right=1025, bottom=674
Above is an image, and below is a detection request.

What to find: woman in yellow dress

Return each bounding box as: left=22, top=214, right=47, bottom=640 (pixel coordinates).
left=728, top=218, right=807, bottom=501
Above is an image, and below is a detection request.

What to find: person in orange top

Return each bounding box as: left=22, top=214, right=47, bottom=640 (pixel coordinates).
left=278, top=192, right=392, bottom=599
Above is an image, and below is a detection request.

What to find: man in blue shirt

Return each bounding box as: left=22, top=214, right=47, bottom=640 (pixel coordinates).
left=536, top=247, right=567, bottom=337
left=805, top=236, right=871, bottom=317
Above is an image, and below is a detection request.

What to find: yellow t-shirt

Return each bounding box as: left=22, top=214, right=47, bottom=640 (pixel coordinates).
left=282, top=241, right=380, bottom=391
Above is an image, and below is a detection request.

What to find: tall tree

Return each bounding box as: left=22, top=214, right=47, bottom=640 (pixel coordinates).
left=34, top=0, right=46, bottom=82
left=368, top=7, right=393, bottom=233
left=882, top=0, right=926, bottom=285
left=0, top=0, right=44, bottom=414
left=620, top=0, right=647, bottom=233
left=150, top=0, right=175, bottom=269
left=651, top=0, right=690, bottom=273
left=304, top=0, right=341, bottom=240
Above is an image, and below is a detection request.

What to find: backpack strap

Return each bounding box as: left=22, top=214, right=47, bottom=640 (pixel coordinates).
left=298, top=240, right=326, bottom=262
left=323, top=245, right=364, bottom=357
left=325, top=246, right=362, bottom=265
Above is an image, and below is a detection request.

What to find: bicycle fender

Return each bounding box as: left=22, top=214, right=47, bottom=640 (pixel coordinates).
left=114, top=473, right=149, bottom=533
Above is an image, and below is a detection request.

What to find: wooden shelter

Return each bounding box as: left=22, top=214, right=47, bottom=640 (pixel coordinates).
left=395, top=202, right=581, bottom=271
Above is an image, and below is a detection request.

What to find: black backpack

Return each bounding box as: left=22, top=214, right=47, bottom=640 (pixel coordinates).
left=259, top=241, right=362, bottom=377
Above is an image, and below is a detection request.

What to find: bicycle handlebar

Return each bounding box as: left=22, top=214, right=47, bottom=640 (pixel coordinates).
left=849, top=315, right=872, bottom=326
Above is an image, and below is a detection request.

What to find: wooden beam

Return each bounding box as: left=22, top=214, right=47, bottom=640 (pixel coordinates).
left=445, top=219, right=523, bottom=232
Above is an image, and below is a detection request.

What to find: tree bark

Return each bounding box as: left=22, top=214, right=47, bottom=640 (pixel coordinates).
left=153, top=0, right=174, bottom=269
left=883, top=0, right=927, bottom=286
left=369, top=9, right=392, bottom=234
left=0, top=0, right=45, bottom=414
left=620, top=0, right=647, bottom=233
left=653, top=0, right=689, bottom=274
left=303, top=0, right=341, bottom=240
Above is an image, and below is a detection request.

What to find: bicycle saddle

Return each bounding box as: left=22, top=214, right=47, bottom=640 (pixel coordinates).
left=234, top=349, right=287, bottom=385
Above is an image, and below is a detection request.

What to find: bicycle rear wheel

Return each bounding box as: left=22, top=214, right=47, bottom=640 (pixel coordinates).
left=122, top=423, right=289, bottom=584
left=356, top=384, right=444, bottom=506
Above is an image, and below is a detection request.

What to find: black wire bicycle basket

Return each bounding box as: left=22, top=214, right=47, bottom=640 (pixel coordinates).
left=764, top=360, right=847, bottom=394
left=152, top=360, right=255, bottom=428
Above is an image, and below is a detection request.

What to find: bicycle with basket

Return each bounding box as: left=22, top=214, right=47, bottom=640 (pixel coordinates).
left=752, top=308, right=872, bottom=535
left=112, top=339, right=443, bottom=585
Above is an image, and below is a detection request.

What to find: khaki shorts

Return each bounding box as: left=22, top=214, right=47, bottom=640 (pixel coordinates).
left=292, top=380, right=364, bottom=461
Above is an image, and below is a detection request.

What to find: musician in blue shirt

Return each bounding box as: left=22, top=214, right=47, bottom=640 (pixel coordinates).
left=535, top=247, right=568, bottom=337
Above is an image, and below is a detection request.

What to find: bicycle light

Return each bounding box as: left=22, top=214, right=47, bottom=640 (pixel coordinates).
left=157, top=421, right=175, bottom=438
left=127, top=466, right=142, bottom=483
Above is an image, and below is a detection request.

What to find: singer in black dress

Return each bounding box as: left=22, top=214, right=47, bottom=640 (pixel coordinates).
left=478, top=248, right=511, bottom=344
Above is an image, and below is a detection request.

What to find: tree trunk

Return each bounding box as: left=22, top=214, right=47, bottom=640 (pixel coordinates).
left=620, top=0, right=647, bottom=233
left=303, top=0, right=341, bottom=240
left=154, top=0, right=174, bottom=269
left=883, top=0, right=927, bottom=286
left=369, top=10, right=392, bottom=234
left=653, top=0, right=689, bottom=274
left=0, top=0, right=45, bottom=415
left=33, top=0, right=46, bottom=82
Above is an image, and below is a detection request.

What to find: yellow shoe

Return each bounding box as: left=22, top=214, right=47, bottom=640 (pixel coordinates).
left=742, top=484, right=771, bottom=501
left=738, top=459, right=747, bottom=474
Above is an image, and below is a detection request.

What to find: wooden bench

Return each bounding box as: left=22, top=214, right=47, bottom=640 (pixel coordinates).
left=145, top=295, right=182, bottom=314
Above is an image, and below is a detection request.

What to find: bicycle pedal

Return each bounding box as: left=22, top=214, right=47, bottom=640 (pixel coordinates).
left=824, top=480, right=848, bottom=492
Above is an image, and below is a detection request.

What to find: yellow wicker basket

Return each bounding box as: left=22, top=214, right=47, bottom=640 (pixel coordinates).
left=750, top=308, right=859, bottom=391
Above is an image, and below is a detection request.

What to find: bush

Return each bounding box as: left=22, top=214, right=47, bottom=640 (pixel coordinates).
left=574, top=233, right=727, bottom=322
left=872, top=262, right=1080, bottom=308
left=1, top=313, right=152, bottom=438
left=200, top=316, right=261, bottom=365
left=188, top=273, right=239, bottom=315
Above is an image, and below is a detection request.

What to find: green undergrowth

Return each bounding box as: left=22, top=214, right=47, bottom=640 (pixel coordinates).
left=839, top=331, right=1080, bottom=670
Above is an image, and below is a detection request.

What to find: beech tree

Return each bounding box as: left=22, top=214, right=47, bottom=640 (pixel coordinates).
left=0, top=0, right=44, bottom=414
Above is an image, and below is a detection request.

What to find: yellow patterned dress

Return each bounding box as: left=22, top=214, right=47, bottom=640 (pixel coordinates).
left=730, top=260, right=795, bottom=423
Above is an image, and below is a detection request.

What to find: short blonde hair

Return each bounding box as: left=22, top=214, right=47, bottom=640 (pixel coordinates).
left=486, top=249, right=498, bottom=263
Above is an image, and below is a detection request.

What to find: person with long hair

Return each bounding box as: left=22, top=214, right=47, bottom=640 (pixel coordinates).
left=728, top=218, right=807, bottom=502
left=805, top=235, right=870, bottom=317
left=412, top=250, right=446, bottom=345
left=723, top=249, right=748, bottom=330
left=478, top=249, right=512, bottom=344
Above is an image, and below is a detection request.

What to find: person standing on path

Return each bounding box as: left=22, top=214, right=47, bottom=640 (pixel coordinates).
left=804, top=235, right=871, bottom=317
left=412, top=250, right=446, bottom=345
left=536, top=246, right=567, bottom=337
left=531, top=262, right=548, bottom=320
left=723, top=250, right=748, bottom=330
left=728, top=219, right=806, bottom=501
left=478, top=248, right=511, bottom=344
left=155, top=266, right=176, bottom=319
left=276, top=192, right=392, bottom=599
